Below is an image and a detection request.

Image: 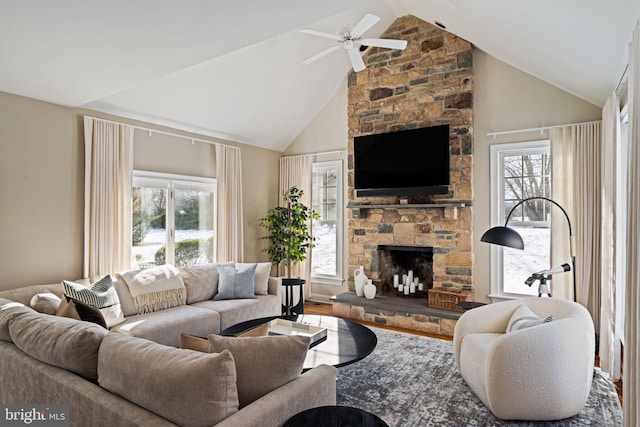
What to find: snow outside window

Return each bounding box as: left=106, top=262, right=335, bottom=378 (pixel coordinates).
left=132, top=171, right=216, bottom=269
left=311, top=160, right=343, bottom=284
left=489, top=140, right=551, bottom=299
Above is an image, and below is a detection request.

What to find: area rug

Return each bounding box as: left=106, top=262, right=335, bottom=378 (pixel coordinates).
left=336, top=327, right=622, bottom=426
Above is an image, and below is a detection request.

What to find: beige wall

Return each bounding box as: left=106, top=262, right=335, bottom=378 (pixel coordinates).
left=0, top=92, right=84, bottom=290
left=469, top=50, right=601, bottom=302
left=284, top=49, right=602, bottom=302
left=0, top=91, right=280, bottom=291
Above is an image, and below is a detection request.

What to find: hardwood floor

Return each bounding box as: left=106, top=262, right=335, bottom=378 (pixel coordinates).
left=304, top=301, right=623, bottom=405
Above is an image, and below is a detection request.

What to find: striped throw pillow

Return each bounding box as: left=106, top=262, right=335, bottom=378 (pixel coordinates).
left=62, top=276, right=125, bottom=328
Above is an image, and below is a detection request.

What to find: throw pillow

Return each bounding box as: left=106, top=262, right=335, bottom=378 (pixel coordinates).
left=63, top=275, right=125, bottom=328
left=208, top=333, right=311, bottom=408
left=236, top=262, right=271, bottom=295
left=214, top=264, right=257, bottom=300
left=29, top=292, right=61, bottom=315
left=506, top=304, right=554, bottom=333
left=180, top=263, right=221, bottom=304
left=99, top=332, right=239, bottom=427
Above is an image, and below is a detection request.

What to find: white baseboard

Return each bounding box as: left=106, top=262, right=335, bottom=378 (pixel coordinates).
left=307, top=293, right=333, bottom=304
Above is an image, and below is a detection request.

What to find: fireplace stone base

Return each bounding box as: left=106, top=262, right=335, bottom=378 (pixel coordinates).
left=330, top=292, right=461, bottom=337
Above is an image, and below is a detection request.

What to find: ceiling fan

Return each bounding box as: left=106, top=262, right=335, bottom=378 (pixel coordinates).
left=300, top=13, right=408, bottom=72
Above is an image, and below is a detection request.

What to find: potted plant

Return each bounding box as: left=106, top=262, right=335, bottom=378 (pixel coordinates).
left=259, top=186, right=320, bottom=314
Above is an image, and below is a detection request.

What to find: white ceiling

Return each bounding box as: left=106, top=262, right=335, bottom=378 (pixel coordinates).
left=2, top=0, right=639, bottom=151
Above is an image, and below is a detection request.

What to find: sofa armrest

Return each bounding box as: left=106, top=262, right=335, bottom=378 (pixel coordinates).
left=215, top=364, right=337, bottom=427
left=453, top=300, right=522, bottom=366
left=267, top=277, right=282, bottom=299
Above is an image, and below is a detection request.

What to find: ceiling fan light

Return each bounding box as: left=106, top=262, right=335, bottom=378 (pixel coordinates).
left=344, top=39, right=354, bottom=50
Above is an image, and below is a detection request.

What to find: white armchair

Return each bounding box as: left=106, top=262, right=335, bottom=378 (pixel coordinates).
left=453, top=298, right=595, bottom=421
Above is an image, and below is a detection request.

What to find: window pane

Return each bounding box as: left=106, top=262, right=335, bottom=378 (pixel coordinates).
left=132, top=187, right=167, bottom=269
left=174, top=189, right=215, bottom=268
left=503, top=226, right=550, bottom=296
left=311, top=163, right=340, bottom=278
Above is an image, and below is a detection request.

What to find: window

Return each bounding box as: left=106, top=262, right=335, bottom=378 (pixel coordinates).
left=311, top=160, right=343, bottom=284
left=132, top=171, right=216, bottom=269
left=490, top=140, right=551, bottom=298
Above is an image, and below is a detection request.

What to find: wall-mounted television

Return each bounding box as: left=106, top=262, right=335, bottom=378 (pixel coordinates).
left=353, top=124, right=450, bottom=197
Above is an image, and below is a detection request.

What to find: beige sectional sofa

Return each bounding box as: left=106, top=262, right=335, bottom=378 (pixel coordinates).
left=0, top=264, right=337, bottom=426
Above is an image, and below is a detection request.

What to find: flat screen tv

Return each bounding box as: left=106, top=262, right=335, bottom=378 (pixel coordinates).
left=354, top=125, right=450, bottom=197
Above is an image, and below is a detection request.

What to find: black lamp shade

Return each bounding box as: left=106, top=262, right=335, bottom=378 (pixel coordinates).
left=480, top=226, right=525, bottom=250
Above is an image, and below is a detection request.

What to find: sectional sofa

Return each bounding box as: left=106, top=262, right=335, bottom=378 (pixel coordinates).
left=0, top=263, right=337, bottom=426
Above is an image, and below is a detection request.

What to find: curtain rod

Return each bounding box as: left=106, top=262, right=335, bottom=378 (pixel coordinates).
left=282, top=150, right=346, bottom=159
left=84, top=115, right=239, bottom=148
left=486, top=119, right=602, bottom=139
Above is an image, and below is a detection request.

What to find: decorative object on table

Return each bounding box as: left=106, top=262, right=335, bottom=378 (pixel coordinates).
left=480, top=196, right=577, bottom=302
left=354, top=265, right=367, bottom=297
left=428, top=288, right=474, bottom=312
left=337, top=326, right=621, bottom=426
left=364, top=279, right=376, bottom=299
left=259, top=186, right=320, bottom=314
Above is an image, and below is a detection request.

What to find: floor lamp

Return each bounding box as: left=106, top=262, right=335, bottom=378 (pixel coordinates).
left=481, top=196, right=577, bottom=302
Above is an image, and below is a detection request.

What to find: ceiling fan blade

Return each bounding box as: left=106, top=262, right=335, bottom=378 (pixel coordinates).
left=361, top=38, right=408, bottom=50
left=300, top=29, right=339, bottom=41
left=347, top=48, right=366, bottom=72
left=351, top=13, right=380, bottom=38
left=303, top=45, right=341, bottom=64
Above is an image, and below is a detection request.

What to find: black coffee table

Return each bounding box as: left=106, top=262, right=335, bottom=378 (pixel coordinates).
left=221, top=314, right=377, bottom=371
left=283, top=405, right=388, bottom=427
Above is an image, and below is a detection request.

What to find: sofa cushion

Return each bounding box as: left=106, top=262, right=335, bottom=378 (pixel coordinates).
left=0, top=298, right=36, bottom=342
left=208, top=334, right=310, bottom=408
left=180, top=263, right=220, bottom=304
left=98, top=332, right=239, bottom=427
left=110, top=305, right=220, bottom=347
left=63, top=276, right=125, bottom=328
left=507, top=304, right=554, bottom=333
left=29, top=292, right=61, bottom=315
left=236, top=262, right=271, bottom=295
left=8, top=310, right=107, bottom=380
left=214, top=265, right=257, bottom=301
left=191, top=295, right=280, bottom=331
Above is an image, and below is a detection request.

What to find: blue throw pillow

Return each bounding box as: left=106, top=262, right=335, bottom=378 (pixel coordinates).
left=214, top=264, right=257, bottom=300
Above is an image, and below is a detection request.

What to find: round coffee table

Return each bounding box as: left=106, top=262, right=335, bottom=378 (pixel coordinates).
left=221, top=314, right=377, bottom=371
left=283, top=405, right=388, bottom=427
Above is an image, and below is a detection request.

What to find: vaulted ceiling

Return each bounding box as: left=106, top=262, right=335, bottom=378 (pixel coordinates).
left=2, top=0, right=639, bottom=151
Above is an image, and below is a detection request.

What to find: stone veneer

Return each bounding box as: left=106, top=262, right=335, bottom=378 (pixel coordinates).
left=346, top=15, right=474, bottom=299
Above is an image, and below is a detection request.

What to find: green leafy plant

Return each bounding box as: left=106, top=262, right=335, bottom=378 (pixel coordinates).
left=259, top=186, right=320, bottom=277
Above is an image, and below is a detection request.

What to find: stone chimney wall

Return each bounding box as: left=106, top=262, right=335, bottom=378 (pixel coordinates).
left=347, top=15, right=474, bottom=292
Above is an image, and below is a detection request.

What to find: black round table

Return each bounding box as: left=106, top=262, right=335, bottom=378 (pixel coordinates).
left=283, top=405, right=389, bottom=427
left=220, top=314, right=377, bottom=371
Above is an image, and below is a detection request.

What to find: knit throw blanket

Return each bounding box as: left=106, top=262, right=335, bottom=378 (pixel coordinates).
left=118, top=265, right=186, bottom=314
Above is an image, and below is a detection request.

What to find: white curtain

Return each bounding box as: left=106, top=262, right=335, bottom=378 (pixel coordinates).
left=599, top=92, right=622, bottom=380
left=623, top=19, right=640, bottom=427
left=550, top=122, right=602, bottom=327
left=83, top=117, right=133, bottom=280
left=215, top=144, right=244, bottom=263
left=279, top=155, right=313, bottom=300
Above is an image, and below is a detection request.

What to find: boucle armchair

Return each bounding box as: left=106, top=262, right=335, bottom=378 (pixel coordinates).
left=453, top=298, right=595, bottom=421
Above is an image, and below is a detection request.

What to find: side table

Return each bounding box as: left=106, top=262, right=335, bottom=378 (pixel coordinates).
left=281, top=278, right=305, bottom=315
left=284, top=405, right=388, bottom=427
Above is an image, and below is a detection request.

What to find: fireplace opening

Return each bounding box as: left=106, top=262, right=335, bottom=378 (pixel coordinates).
left=377, top=245, right=433, bottom=297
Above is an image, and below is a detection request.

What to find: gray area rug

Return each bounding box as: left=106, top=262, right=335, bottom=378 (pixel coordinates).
left=336, top=327, right=622, bottom=426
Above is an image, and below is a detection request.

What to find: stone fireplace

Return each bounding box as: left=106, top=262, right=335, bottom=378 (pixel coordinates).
left=332, top=15, right=474, bottom=334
